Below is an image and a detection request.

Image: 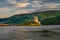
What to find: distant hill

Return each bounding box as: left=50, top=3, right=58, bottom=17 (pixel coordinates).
left=0, top=18, right=7, bottom=23
left=0, top=10, right=60, bottom=25
left=41, top=16, right=60, bottom=25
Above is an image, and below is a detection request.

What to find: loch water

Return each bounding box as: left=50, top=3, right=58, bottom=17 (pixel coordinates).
left=0, top=25, right=60, bottom=40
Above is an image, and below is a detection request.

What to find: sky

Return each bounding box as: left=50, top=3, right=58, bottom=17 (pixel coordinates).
left=0, top=0, right=60, bottom=18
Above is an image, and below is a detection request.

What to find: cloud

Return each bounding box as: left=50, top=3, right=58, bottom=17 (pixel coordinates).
left=0, top=8, right=9, bottom=12
left=7, top=0, right=17, bottom=4
left=0, top=0, right=60, bottom=18
left=31, top=1, right=42, bottom=8
left=40, top=0, right=60, bottom=3
left=0, top=14, right=13, bottom=18
left=42, top=3, right=60, bottom=10
left=0, top=7, right=16, bottom=12
left=19, top=10, right=30, bottom=14
left=11, top=9, right=35, bottom=14
left=7, top=0, right=30, bottom=8
left=15, top=2, right=29, bottom=8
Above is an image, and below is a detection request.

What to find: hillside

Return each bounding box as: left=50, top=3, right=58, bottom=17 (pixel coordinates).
left=0, top=10, right=60, bottom=25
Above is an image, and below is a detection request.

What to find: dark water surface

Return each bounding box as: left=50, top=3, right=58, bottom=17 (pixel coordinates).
left=0, top=25, right=60, bottom=40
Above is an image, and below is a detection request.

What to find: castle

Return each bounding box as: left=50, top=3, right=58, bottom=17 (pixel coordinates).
left=32, top=16, right=41, bottom=24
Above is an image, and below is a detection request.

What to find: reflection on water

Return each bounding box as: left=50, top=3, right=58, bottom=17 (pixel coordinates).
left=0, top=26, right=60, bottom=40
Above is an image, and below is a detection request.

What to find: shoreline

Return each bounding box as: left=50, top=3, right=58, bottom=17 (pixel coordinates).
left=0, top=24, right=60, bottom=26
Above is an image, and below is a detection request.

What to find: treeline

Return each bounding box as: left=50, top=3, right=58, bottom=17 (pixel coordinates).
left=41, top=16, right=60, bottom=25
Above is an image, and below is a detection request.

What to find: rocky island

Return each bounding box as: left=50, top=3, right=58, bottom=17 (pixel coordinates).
left=17, top=16, right=42, bottom=26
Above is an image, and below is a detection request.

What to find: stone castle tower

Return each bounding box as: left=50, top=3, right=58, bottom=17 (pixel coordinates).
left=33, top=16, right=41, bottom=24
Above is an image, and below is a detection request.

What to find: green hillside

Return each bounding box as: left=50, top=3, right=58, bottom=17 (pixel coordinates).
left=1, top=10, right=60, bottom=25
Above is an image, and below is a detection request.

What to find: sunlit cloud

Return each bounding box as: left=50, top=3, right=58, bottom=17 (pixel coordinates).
left=15, top=2, right=29, bottom=8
